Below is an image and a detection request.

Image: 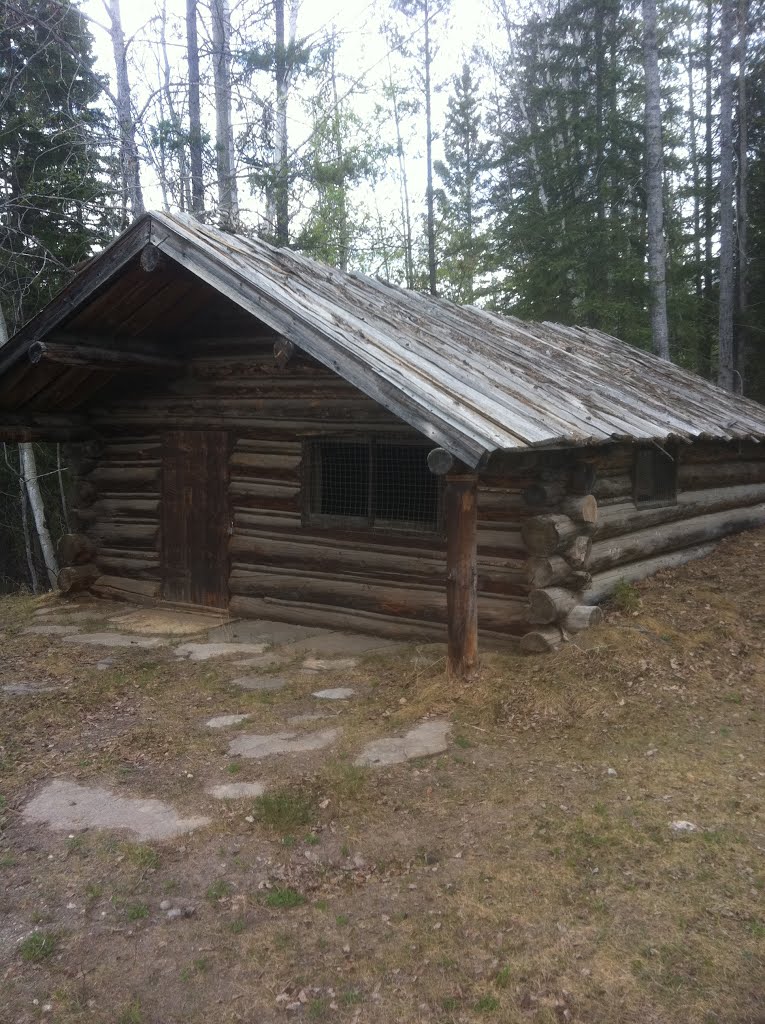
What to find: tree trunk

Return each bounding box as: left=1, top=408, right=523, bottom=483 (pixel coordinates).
left=20, top=442, right=58, bottom=589
left=330, top=37, right=349, bottom=271
left=702, top=0, right=715, bottom=377
left=274, top=0, right=290, bottom=245
left=736, top=0, right=748, bottom=386
left=687, top=14, right=702, bottom=327
left=642, top=0, right=670, bottom=360
left=106, top=0, right=145, bottom=225
left=388, top=66, right=415, bottom=289
left=717, top=0, right=736, bottom=391
left=211, top=0, right=238, bottom=231
left=186, top=0, right=205, bottom=218
left=424, top=0, right=437, bottom=295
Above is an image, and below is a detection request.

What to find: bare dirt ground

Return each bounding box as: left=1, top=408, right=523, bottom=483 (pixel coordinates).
left=1, top=529, right=764, bottom=1024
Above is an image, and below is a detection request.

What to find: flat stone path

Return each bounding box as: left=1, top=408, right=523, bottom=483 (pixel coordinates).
left=62, top=632, right=166, bottom=649
left=355, top=719, right=451, bottom=767
left=206, top=713, right=251, bottom=729
left=174, top=642, right=267, bottom=661
left=302, top=657, right=358, bottom=672
left=231, top=675, right=286, bottom=692
left=23, top=780, right=209, bottom=841
left=312, top=687, right=355, bottom=700
left=109, top=609, right=225, bottom=636
left=2, top=681, right=60, bottom=696
left=228, top=728, right=340, bottom=759
left=207, top=782, right=265, bottom=800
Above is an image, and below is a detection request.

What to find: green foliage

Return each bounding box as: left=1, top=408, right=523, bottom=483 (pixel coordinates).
left=611, top=579, right=641, bottom=613
left=264, top=886, right=305, bottom=909
left=19, top=930, right=58, bottom=961
left=253, top=787, right=316, bottom=832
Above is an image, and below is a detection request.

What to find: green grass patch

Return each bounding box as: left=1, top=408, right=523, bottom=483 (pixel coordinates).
left=117, top=1000, right=143, bottom=1024
left=122, top=843, right=160, bottom=870
left=206, top=879, right=233, bottom=902
left=253, top=787, right=316, bottom=832
left=19, top=931, right=58, bottom=962
left=125, top=902, right=149, bottom=921
left=264, top=887, right=305, bottom=909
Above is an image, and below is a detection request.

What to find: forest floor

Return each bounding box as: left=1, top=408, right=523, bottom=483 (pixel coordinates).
left=0, top=528, right=764, bottom=1024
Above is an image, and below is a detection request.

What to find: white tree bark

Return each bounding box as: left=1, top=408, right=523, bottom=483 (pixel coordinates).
left=105, top=0, right=145, bottom=224
left=211, top=0, right=239, bottom=231
left=20, top=443, right=59, bottom=590
left=642, top=0, right=670, bottom=360
left=186, top=0, right=205, bottom=218
left=717, top=0, right=736, bottom=391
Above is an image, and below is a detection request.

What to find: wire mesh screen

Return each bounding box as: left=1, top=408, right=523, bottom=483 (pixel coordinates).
left=309, top=439, right=439, bottom=531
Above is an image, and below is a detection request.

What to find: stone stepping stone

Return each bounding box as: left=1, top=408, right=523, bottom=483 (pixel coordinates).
left=23, top=623, right=82, bottom=636
left=206, top=713, right=251, bottom=729
left=302, top=657, right=358, bottom=673
left=174, top=642, right=267, bottom=662
left=207, top=782, right=265, bottom=801
left=2, top=681, right=59, bottom=696
left=354, top=719, right=450, bottom=768
left=62, top=632, right=165, bottom=649
left=312, top=687, right=355, bottom=700
left=207, top=619, right=324, bottom=646
left=22, top=780, right=209, bottom=841
left=228, top=728, right=340, bottom=760
left=232, top=675, right=286, bottom=693
left=109, top=609, right=224, bottom=636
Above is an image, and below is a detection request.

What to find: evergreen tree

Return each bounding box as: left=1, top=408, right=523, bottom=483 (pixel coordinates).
left=434, top=62, right=491, bottom=303
left=0, top=0, right=117, bottom=332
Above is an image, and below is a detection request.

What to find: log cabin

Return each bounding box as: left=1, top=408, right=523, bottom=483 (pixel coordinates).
left=1, top=211, right=765, bottom=676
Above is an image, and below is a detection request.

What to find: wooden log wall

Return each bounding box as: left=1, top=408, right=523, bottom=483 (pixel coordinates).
left=517, top=440, right=765, bottom=652
left=73, top=347, right=530, bottom=642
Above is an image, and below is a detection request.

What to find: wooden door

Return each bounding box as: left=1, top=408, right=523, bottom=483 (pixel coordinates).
left=161, top=430, right=230, bottom=608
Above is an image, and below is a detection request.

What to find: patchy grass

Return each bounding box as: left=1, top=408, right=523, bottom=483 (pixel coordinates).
left=1, top=529, right=764, bottom=1023
left=18, top=931, right=58, bottom=962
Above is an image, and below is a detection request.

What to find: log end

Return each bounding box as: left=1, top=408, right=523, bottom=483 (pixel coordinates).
left=520, top=627, right=564, bottom=654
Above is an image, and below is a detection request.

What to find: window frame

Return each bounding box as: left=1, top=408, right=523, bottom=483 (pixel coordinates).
left=631, top=444, right=678, bottom=508
left=302, top=435, right=444, bottom=536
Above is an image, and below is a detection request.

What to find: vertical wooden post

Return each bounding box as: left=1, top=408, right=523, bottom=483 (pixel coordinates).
left=445, top=471, right=479, bottom=679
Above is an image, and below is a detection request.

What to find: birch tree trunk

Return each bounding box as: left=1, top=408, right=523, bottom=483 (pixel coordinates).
left=274, top=0, right=289, bottom=245
left=20, top=443, right=58, bottom=590
left=211, top=0, right=239, bottom=231
left=717, top=0, right=736, bottom=391
left=641, top=0, right=670, bottom=360
left=105, top=0, right=145, bottom=225
left=18, top=447, right=39, bottom=595
left=424, top=0, right=437, bottom=295
left=186, top=0, right=205, bottom=219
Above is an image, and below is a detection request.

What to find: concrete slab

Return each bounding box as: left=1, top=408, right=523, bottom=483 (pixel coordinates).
left=174, top=642, right=267, bottom=662
left=206, top=619, right=327, bottom=646
left=231, top=675, right=287, bottom=692
left=22, top=780, right=209, bottom=841
left=109, top=609, right=226, bottom=636
left=62, top=632, right=166, bottom=649
left=228, top=728, right=340, bottom=759
left=207, top=782, right=265, bottom=800
left=302, top=657, right=358, bottom=672
left=205, top=713, right=251, bottom=729
left=354, top=719, right=451, bottom=767
left=312, top=687, right=355, bottom=700
left=23, top=624, right=82, bottom=636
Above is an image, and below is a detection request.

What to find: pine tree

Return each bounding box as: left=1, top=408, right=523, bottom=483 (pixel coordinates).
left=0, top=0, right=117, bottom=332
left=434, top=62, right=491, bottom=304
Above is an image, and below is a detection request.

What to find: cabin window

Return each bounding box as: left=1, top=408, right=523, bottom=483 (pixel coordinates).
left=632, top=445, right=677, bottom=506
left=306, top=439, right=440, bottom=532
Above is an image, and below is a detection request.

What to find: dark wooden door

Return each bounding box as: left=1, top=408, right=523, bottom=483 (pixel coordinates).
left=161, top=430, right=230, bottom=608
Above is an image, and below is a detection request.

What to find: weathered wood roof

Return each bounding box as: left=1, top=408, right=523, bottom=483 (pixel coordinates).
left=3, top=210, right=765, bottom=466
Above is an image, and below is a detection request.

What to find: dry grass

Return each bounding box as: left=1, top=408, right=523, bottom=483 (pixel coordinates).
left=1, top=529, right=764, bottom=1023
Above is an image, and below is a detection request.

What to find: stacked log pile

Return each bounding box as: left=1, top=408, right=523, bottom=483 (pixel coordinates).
left=64, top=436, right=161, bottom=604
left=519, top=441, right=765, bottom=653
left=519, top=459, right=601, bottom=653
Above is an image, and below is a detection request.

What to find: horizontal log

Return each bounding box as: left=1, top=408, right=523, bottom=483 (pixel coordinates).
left=523, top=482, right=566, bottom=507
left=527, top=556, right=592, bottom=589
left=528, top=586, right=579, bottom=625
left=90, top=575, right=161, bottom=603
left=564, top=535, right=593, bottom=569
left=563, top=604, right=603, bottom=632
left=561, top=494, right=598, bottom=529
left=96, top=555, right=161, bottom=580
left=592, top=475, right=632, bottom=502
left=87, top=466, right=160, bottom=487
left=583, top=543, right=717, bottom=605
left=521, top=514, right=579, bottom=556
left=595, top=483, right=765, bottom=540
left=88, top=522, right=159, bottom=547
left=520, top=627, right=564, bottom=654
left=57, top=533, right=96, bottom=566
left=678, top=460, right=765, bottom=488
left=589, top=503, right=765, bottom=574
left=31, top=337, right=184, bottom=374
left=57, top=563, right=100, bottom=594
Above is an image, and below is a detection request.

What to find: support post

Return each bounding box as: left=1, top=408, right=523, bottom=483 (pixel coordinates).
left=445, top=471, right=479, bottom=680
